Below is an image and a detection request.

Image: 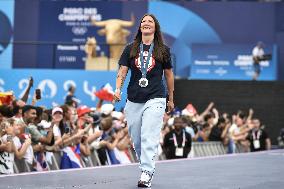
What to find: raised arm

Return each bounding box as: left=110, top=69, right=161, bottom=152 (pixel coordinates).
left=14, top=138, right=31, bottom=159
left=198, top=102, right=214, bottom=122
left=212, top=108, right=219, bottom=126
left=246, top=108, right=254, bottom=123
left=21, top=77, right=33, bottom=103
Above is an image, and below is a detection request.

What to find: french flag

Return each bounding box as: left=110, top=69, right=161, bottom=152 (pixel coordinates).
left=33, top=152, right=48, bottom=171
left=60, top=144, right=82, bottom=169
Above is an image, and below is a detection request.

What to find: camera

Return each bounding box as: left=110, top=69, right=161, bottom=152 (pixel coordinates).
left=37, top=125, right=44, bottom=131
left=257, top=54, right=272, bottom=61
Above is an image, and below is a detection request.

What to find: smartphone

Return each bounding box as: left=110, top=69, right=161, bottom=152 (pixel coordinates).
left=29, top=77, right=34, bottom=87
left=6, top=135, right=13, bottom=142
left=81, top=135, right=87, bottom=143
left=35, top=89, right=41, bottom=100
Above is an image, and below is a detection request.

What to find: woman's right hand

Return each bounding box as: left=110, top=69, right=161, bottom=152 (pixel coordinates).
left=113, top=89, right=121, bottom=102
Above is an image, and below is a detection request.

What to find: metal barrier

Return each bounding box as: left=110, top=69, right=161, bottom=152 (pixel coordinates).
left=13, top=158, right=31, bottom=173
left=192, top=142, right=227, bottom=157
left=12, top=143, right=239, bottom=173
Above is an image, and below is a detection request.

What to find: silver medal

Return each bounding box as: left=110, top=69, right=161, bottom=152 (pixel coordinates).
left=139, top=78, right=148, bottom=87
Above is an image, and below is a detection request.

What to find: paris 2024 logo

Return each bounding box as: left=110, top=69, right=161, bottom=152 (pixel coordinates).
left=0, top=10, right=13, bottom=55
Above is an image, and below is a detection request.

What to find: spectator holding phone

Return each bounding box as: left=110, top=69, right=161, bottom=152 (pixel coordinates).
left=0, top=118, right=31, bottom=174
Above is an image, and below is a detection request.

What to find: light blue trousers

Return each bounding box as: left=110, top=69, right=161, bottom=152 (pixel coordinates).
left=124, top=98, right=166, bottom=175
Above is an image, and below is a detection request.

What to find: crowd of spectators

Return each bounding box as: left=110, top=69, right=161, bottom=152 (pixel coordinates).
left=0, top=78, right=273, bottom=174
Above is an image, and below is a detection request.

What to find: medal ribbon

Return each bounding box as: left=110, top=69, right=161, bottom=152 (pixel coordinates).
left=139, top=43, right=154, bottom=78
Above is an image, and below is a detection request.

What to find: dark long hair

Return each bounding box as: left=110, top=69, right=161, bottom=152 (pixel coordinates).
left=130, top=14, right=170, bottom=63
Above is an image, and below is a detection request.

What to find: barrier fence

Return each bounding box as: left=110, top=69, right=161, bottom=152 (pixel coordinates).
left=12, top=142, right=245, bottom=174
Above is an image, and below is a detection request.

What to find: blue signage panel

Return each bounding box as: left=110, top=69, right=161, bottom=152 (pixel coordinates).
left=190, top=44, right=277, bottom=80
left=0, top=69, right=128, bottom=110
left=37, top=1, right=124, bottom=69
left=12, top=1, right=282, bottom=80
left=0, top=0, right=14, bottom=69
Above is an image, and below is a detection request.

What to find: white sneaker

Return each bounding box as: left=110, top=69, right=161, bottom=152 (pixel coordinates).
left=138, top=171, right=153, bottom=188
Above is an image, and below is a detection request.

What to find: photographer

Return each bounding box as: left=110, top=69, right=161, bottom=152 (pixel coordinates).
left=252, top=41, right=265, bottom=80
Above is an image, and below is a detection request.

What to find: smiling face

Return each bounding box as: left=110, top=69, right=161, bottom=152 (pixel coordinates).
left=24, top=109, right=37, bottom=124
left=140, top=15, right=155, bottom=36
left=52, top=112, right=63, bottom=123
left=173, top=117, right=184, bottom=131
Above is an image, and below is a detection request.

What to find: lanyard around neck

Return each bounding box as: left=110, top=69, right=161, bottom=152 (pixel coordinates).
left=139, top=43, right=154, bottom=78
left=253, top=130, right=261, bottom=140
left=173, top=130, right=186, bottom=148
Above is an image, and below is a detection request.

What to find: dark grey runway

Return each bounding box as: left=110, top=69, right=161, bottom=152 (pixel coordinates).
left=1, top=150, right=284, bottom=189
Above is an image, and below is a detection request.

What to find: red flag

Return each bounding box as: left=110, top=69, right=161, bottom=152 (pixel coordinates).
left=95, top=83, right=114, bottom=101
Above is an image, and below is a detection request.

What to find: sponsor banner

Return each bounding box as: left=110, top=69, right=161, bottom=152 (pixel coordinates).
left=190, top=44, right=277, bottom=80
left=0, top=69, right=128, bottom=110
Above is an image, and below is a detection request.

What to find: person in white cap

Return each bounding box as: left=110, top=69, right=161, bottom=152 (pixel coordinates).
left=101, top=103, right=114, bottom=117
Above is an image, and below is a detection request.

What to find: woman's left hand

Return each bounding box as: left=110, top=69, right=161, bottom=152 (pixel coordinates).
left=167, top=100, right=174, bottom=114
